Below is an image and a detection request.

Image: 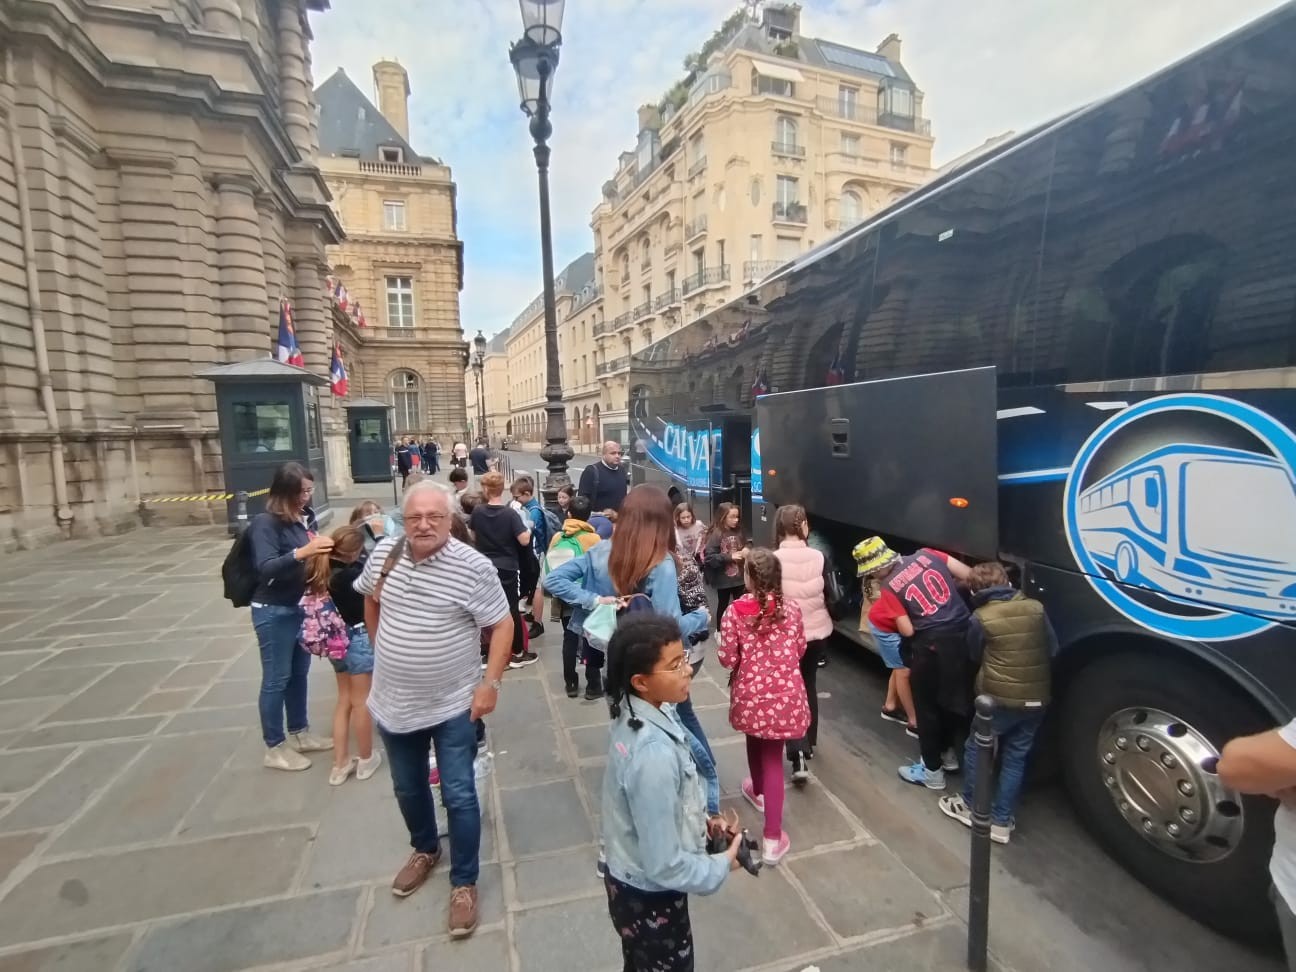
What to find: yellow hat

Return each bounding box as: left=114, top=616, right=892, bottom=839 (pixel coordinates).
left=852, top=536, right=899, bottom=577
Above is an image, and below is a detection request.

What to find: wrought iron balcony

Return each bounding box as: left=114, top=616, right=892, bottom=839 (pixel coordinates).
left=743, top=260, right=782, bottom=282
left=772, top=201, right=807, bottom=224
left=682, top=265, right=731, bottom=295
left=653, top=288, right=681, bottom=311
left=771, top=141, right=805, bottom=158
left=613, top=311, right=634, bottom=330
left=816, top=97, right=931, bottom=135
left=632, top=300, right=654, bottom=322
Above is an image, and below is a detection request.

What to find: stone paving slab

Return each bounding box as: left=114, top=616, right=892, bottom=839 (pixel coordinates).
left=0, top=524, right=1005, bottom=972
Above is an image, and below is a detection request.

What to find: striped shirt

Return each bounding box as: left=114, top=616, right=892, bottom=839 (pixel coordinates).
left=355, top=536, right=509, bottom=733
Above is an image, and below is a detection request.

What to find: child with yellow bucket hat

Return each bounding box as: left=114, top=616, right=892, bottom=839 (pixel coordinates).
left=852, top=538, right=917, bottom=738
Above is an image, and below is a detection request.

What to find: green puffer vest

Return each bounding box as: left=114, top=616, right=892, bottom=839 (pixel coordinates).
left=974, top=592, right=1051, bottom=707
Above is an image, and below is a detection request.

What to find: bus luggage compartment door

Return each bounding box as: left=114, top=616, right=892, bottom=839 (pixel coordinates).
left=756, top=367, right=999, bottom=559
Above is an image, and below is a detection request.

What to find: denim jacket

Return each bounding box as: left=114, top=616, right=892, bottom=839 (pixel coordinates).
left=602, top=700, right=729, bottom=895
left=543, top=541, right=708, bottom=642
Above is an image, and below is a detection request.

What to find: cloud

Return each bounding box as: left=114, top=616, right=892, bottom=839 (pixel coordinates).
left=309, top=0, right=1285, bottom=339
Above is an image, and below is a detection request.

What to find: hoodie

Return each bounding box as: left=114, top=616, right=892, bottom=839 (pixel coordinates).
left=549, top=518, right=603, bottom=556
left=717, top=593, right=810, bottom=740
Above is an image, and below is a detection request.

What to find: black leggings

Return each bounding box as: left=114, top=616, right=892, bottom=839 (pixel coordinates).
left=715, top=586, right=741, bottom=626
left=605, top=874, right=693, bottom=972
left=908, top=627, right=971, bottom=771
left=495, top=568, right=525, bottom=657
left=787, top=637, right=826, bottom=760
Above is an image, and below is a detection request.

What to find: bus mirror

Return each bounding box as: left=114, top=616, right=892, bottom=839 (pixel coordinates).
left=1144, top=477, right=1160, bottom=508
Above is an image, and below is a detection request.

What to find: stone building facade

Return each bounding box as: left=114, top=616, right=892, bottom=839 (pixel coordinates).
left=318, top=62, right=468, bottom=448
left=0, top=0, right=342, bottom=549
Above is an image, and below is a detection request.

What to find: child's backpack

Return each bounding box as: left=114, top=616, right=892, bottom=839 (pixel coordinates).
left=221, top=530, right=258, bottom=608
left=543, top=532, right=586, bottom=578
left=299, top=592, right=350, bottom=660
left=541, top=507, right=562, bottom=548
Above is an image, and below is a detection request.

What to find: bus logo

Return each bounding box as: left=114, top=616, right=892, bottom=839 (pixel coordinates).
left=1063, top=394, right=1296, bottom=641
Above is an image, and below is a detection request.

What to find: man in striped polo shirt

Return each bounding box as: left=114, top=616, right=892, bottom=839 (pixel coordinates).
left=356, top=481, right=514, bottom=939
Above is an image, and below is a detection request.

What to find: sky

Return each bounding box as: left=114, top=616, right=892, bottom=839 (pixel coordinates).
left=309, top=0, right=1286, bottom=340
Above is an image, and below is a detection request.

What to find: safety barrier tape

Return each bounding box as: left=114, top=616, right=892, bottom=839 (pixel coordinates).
left=144, top=487, right=270, bottom=504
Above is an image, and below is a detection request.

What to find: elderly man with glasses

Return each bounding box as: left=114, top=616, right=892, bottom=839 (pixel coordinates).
left=355, top=481, right=515, bottom=939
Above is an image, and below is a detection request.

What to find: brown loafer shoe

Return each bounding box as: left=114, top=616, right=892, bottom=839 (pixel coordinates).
left=391, top=849, right=440, bottom=897
left=448, top=884, right=479, bottom=938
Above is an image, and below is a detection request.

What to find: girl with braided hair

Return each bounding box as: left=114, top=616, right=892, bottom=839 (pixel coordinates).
left=718, top=549, right=810, bottom=865
left=601, top=613, right=740, bottom=971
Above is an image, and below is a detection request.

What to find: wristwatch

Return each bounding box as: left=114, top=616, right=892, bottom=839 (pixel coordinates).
left=484, top=678, right=503, bottom=692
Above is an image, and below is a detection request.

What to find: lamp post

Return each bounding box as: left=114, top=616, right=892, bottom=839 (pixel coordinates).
left=472, top=329, right=488, bottom=445
left=510, top=0, right=572, bottom=511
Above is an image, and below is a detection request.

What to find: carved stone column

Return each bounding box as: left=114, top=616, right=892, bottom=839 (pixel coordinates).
left=214, top=177, right=268, bottom=361
left=201, top=0, right=243, bottom=34
left=291, top=257, right=327, bottom=373
left=276, top=0, right=313, bottom=159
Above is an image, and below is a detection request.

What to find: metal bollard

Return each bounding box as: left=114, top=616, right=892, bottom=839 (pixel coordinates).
left=235, top=491, right=250, bottom=534
left=391, top=462, right=399, bottom=505
left=967, top=694, right=996, bottom=972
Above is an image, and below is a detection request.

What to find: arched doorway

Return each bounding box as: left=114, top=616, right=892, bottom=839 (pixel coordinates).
left=591, top=404, right=601, bottom=444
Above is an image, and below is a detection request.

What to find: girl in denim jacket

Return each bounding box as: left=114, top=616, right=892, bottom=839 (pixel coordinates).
left=602, top=614, right=740, bottom=971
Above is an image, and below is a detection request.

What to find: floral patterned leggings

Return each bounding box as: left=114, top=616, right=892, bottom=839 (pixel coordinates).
left=605, top=874, right=695, bottom=972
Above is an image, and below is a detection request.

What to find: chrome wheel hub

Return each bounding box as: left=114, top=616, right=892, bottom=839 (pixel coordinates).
left=1096, top=707, right=1242, bottom=862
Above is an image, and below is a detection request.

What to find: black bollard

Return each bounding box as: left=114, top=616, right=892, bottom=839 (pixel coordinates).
left=235, top=491, right=249, bottom=535
left=967, top=693, right=995, bottom=972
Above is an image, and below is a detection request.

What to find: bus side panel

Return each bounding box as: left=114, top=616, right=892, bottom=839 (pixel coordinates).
left=757, top=367, right=1000, bottom=559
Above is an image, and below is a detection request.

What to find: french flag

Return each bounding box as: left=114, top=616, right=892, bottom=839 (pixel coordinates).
left=330, top=342, right=349, bottom=397
left=333, top=279, right=349, bottom=313
left=826, top=347, right=845, bottom=386
left=750, top=368, right=769, bottom=398
left=352, top=301, right=368, bottom=327
left=276, top=300, right=304, bottom=366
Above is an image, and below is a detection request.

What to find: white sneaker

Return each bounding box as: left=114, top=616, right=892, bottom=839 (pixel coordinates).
left=289, top=731, right=334, bottom=753
left=264, top=743, right=311, bottom=772
left=940, top=748, right=960, bottom=773
left=991, top=821, right=1015, bottom=845
left=329, top=758, right=357, bottom=786
left=356, top=751, right=383, bottom=781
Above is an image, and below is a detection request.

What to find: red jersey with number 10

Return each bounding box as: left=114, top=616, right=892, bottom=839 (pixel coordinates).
left=875, top=549, right=969, bottom=632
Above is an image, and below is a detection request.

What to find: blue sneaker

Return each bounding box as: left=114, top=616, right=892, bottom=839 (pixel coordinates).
left=898, top=760, right=946, bottom=790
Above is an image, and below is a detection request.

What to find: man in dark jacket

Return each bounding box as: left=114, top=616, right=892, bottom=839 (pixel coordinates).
left=396, top=438, right=413, bottom=486
left=576, top=441, right=628, bottom=512
left=936, top=561, right=1055, bottom=844
left=469, top=439, right=492, bottom=475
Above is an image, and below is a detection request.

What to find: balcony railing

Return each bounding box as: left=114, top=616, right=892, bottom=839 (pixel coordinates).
left=685, top=214, right=707, bottom=240
left=596, top=356, right=631, bottom=376
left=632, top=300, right=654, bottom=322
left=593, top=320, right=614, bottom=337
left=816, top=97, right=932, bottom=136
left=613, top=311, right=634, bottom=331
left=771, top=141, right=806, bottom=158
left=653, top=288, right=681, bottom=311
left=772, top=201, right=807, bottom=224
left=358, top=160, right=423, bottom=177
left=682, top=265, right=730, bottom=295
left=687, top=157, right=707, bottom=179
left=743, top=260, right=783, bottom=282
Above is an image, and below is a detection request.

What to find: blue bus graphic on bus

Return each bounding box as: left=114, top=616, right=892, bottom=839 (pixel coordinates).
left=1074, top=443, right=1296, bottom=620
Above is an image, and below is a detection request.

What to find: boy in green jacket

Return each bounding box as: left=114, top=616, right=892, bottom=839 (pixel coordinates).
left=938, top=561, right=1056, bottom=844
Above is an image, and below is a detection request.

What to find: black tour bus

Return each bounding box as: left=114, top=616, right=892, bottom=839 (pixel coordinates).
left=624, top=4, right=1296, bottom=941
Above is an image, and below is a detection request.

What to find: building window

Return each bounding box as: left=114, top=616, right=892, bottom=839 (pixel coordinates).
left=838, top=85, right=858, bottom=119
left=753, top=73, right=794, bottom=98
left=641, top=237, right=651, bottom=269
left=385, top=276, right=415, bottom=327
left=380, top=146, right=404, bottom=164
left=390, top=370, right=421, bottom=430
left=692, top=247, right=705, bottom=276
left=841, top=189, right=865, bottom=227
left=879, top=84, right=915, bottom=120
left=716, top=239, right=726, bottom=268
left=749, top=235, right=762, bottom=261
left=840, top=132, right=860, bottom=157
left=383, top=200, right=407, bottom=231
left=776, top=175, right=799, bottom=205
left=774, top=116, right=798, bottom=151
left=890, top=143, right=908, bottom=166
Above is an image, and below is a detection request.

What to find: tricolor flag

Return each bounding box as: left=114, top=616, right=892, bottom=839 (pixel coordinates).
left=332, top=279, right=349, bottom=313
left=329, top=342, right=349, bottom=397
left=276, top=300, right=304, bottom=366
left=750, top=368, right=769, bottom=399
left=352, top=301, right=368, bottom=327
left=826, top=347, right=845, bottom=386
left=324, top=275, right=335, bottom=297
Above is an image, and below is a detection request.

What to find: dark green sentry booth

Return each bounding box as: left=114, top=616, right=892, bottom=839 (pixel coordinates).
left=345, top=397, right=397, bottom=483
left=200, top=358, right=331, bottom=533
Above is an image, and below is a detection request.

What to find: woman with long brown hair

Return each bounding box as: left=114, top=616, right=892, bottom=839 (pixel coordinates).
left=303, top=522, right=382, bottom=785
left=543, top=484, right=709, bottom=699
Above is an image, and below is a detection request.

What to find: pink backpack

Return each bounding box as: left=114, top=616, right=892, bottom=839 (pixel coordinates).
left=300, top=592, right=350, bottom=661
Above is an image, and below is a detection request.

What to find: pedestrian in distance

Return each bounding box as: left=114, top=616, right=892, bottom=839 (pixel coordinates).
left=718, top=548, right=809, bottom=865
left=301, top=523, right=382, bottom=786
left=703, top=502, right=749, bottom=626
left=468, top=472, right=538, bottom=669
left=395, top=439, right=413, bottom=487
left=354, top=481, right=514, bottom=937
left=542, top=493, right=603, bottom=698
left=543, top=484, right=710, bottom=702
left=469, top=438, right=492, bottom=476
left=601, top=613, right=743, bottom=972
left=246, top=462, right=335, bottom=772
left=452, top=440, right=469, bottom=469
left=937, top=561, right=1055, bottom=844
left=861, top=537, right=974, bottom=790
left=577, top=440, right=629, bottom=513
left=853, top=537, right=918, bottom=738
left=1218, top=720, right=1296, bottom=970
left=674, top=502, right=706, bottom=563
left=773, top=505, right=834, bottom=783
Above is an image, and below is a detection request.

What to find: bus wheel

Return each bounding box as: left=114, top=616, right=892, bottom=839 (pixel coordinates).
left=1060, top=652, right=1277, bottom=942
left=1115, top=542, right=1138, bottom=583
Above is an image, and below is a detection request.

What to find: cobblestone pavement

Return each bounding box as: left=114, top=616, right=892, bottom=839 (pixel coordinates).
left=0, top=523, right=1002, bottom=972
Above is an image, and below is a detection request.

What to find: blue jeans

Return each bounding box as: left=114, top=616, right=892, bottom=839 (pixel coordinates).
left=961, top=707, right=1045, bottom=826
left=380, top=709, right=481, bottom=887
left=252, top=603, right=310, bottom=748
left=677, top=661, right=718, bottom=815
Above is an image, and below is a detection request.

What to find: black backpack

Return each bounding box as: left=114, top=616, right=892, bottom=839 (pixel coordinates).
left=222, top=529, right=258, bottom=608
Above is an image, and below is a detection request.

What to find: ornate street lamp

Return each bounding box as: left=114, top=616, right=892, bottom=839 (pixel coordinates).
left=509, top=0, right=572, bottom=511
left=472, top=329, right=488, bottom=444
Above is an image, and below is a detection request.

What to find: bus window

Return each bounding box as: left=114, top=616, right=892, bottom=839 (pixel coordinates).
left=1114, top=478, right=1129, bottom=504
left=1144, top=475, right=1160, bottom=509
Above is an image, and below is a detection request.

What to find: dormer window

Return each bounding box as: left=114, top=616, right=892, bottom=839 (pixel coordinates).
left=380, top=146, right=404, bottom=164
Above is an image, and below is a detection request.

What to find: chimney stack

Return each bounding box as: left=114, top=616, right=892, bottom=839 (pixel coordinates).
left=372, top=60, right=411, bottom=140
left=637, top=104, right=661, bottom=133
left=876, top=33, right=902, bottom=62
